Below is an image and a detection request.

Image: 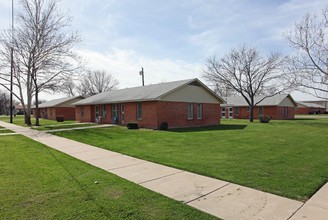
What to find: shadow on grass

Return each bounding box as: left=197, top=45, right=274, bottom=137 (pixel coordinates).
left=169, top=124, right=247, bottom=133
left=291, top=118, right=316, bottom=121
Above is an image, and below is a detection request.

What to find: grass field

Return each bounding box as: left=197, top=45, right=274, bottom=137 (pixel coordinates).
left=32, top=123, right=98, bottom=131
left=0, top=135, right=216, bottom=219
left=0, top=129, right=14, bottom=133
left=0, top=115, right=76, bottom=126
left=54, top=118, right=328, bottom=201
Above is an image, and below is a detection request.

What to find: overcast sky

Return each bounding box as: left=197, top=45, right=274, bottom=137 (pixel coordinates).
left=0, top=0, right=326, bottom=100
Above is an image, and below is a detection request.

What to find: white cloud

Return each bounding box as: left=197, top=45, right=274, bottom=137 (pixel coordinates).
left=77, top=48, right=203, bottom=89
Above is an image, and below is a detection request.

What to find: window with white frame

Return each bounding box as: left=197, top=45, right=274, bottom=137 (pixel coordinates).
left=246, top=106, right=250, bottom=112
left=221, top=108, right=226, bottom=118
left=188, top=103, right=193, bottom=120
left=100, top=104, right=106, bottom=118
left=197, top=103, right=202, bottom=119
left=258, top=106, right=263, bottom=116
left=137, top=102, right=142, bottom=120
left=112, top=104, right=118, bottom=118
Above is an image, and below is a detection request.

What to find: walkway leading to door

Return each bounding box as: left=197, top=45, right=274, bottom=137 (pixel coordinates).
left=1, top=121, right=327, bottom=220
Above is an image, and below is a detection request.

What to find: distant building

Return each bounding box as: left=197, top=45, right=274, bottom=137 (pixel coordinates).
left=301, top=100, right=328, bottom=112
left=295, top=101, right=326, bottom=114
left=33, top=96, right=84, bottom=120
left=221, top=94, right=297, bottom=120
left=14, top=105, right=24, bottom=115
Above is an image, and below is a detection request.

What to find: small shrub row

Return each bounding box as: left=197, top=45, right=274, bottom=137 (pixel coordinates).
left=259, top=115, right=272, bottom=123
left=56, top=115, right=64, bottom=122
left=127, top=122, right=138, bottom=129
left=126, top=122, right=169, bottom=130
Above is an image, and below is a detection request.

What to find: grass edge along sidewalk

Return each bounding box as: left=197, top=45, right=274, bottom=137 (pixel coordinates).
left=53, top=118, right=328, bottom=202
left=0, top=135, right=217, bottom=219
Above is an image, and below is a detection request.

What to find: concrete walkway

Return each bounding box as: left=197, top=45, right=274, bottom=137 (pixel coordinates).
left=1, top=121, right=327, bottom=220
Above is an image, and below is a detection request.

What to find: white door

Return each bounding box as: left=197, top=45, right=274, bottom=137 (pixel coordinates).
left=95, top=105, right=99, bottom=123
left=229, top=107, right=233, bottom=119
left=121, top=104, right=124, bottom=125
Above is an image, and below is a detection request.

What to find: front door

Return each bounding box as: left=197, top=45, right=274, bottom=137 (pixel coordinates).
left=121, top=104, right=124, bottom=125
left=229, top=107, right=233, bottom=119
left=95, top=105, right=99, bottom=123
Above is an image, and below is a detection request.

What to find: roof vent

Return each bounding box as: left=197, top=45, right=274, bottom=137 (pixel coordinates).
left=188, top=81, right=200, bottom=87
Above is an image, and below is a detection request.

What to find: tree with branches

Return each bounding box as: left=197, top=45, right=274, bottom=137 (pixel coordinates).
left=78, top=70, right=119, bottom=97
left=62, top=70, right=119, bottom=97
left=0, top=90, right=10, bottom=115
left=203, top=45, right=288, bottom=122
left=0, top=0, right=82, bottom=126
left=285, top=5, right=328, bottom=99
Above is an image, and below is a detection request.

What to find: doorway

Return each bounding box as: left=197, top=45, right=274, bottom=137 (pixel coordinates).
left=95, top=105, right=99, bottom=123
left=121, top=104, right=124, bottom=125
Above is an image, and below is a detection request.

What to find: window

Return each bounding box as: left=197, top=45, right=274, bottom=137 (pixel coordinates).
left=258, top=106, right=263, bottom=116
left=221, top=108, right=226, bottom=118
left=100, top=104, right=106, bottom=118
left=283, top=107, right=288, bottom=116
left=188, top=103, right=193, bottom=120
left=81, top=106, right=84, bottom=117
left=137, top=102, right=142, bottom=120
left=246, top=106, right=250, bottom=112
left=112, top=104, right=118, bottom=118
left=235, top=107, right=239, bottom=116
left=197, top=103, right=202, bottom=119
left=50, top=108, right=53, bottom=117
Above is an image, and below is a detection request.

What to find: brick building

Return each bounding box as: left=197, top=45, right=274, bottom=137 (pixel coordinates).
left=73, top=78, right=224, bottom=129
left=221, top=94, right=297, bottom=120
left=295, top=102, right=326, bottom=115
left=33, top=96, right=84, bottom=120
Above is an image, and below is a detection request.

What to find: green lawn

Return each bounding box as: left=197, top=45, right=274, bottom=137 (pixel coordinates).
left=0, top=129, right=14, bottom=133
left=53, top=119, right=328, bottom=201
left=32, top=123, right=98, bottom=131
left=0, top=115, right=76, bottom=126
left=0, top=135, right=216, bottom=219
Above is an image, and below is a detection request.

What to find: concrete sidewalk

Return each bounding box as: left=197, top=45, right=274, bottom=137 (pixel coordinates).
left=1, top=121, right=326, bottom=220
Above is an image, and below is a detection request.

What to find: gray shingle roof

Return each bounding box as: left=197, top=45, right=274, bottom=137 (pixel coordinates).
left=222, top=94, right=296, bottom=107
left=296, top=102, right=325, bottom=108
left=39, top=96, right=84, bottom=108
left=73, top=78, right=224, bottom=105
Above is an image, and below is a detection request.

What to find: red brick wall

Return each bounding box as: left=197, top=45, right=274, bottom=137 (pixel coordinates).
left=157, top=101, right=220, bottom=128
left=35, top=107, right=76, bottom=120
left=55, top=107, right=76, bottom=120
left=76, top=101, right=221, bottom=129
left=76, top=105, right=95, bottom=122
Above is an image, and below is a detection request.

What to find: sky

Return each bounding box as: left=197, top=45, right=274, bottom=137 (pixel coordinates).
left=0, top=0, right=327, bottom=101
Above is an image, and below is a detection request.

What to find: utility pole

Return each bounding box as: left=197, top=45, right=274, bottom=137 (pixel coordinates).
left=10, top=0, right=14, bottom=123
left=139, top=67, right=144, bottom=86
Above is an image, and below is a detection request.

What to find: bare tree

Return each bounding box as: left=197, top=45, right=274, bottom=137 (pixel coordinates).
left=285, top=5, right=328, bottom=99
left=0, top=90, right=10, bottom=115
left=203, top=45, right=288, bottom=122
left=76, top=70, right=119, bottom=97
left=0, top=0, right=82, bottom=126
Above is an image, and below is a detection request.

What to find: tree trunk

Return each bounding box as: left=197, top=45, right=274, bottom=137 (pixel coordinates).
left=250, top=105, right=254, bottom=122
left=35, top=89, right=39, bottom=126
left=24, top=110, right=31, bottom=125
